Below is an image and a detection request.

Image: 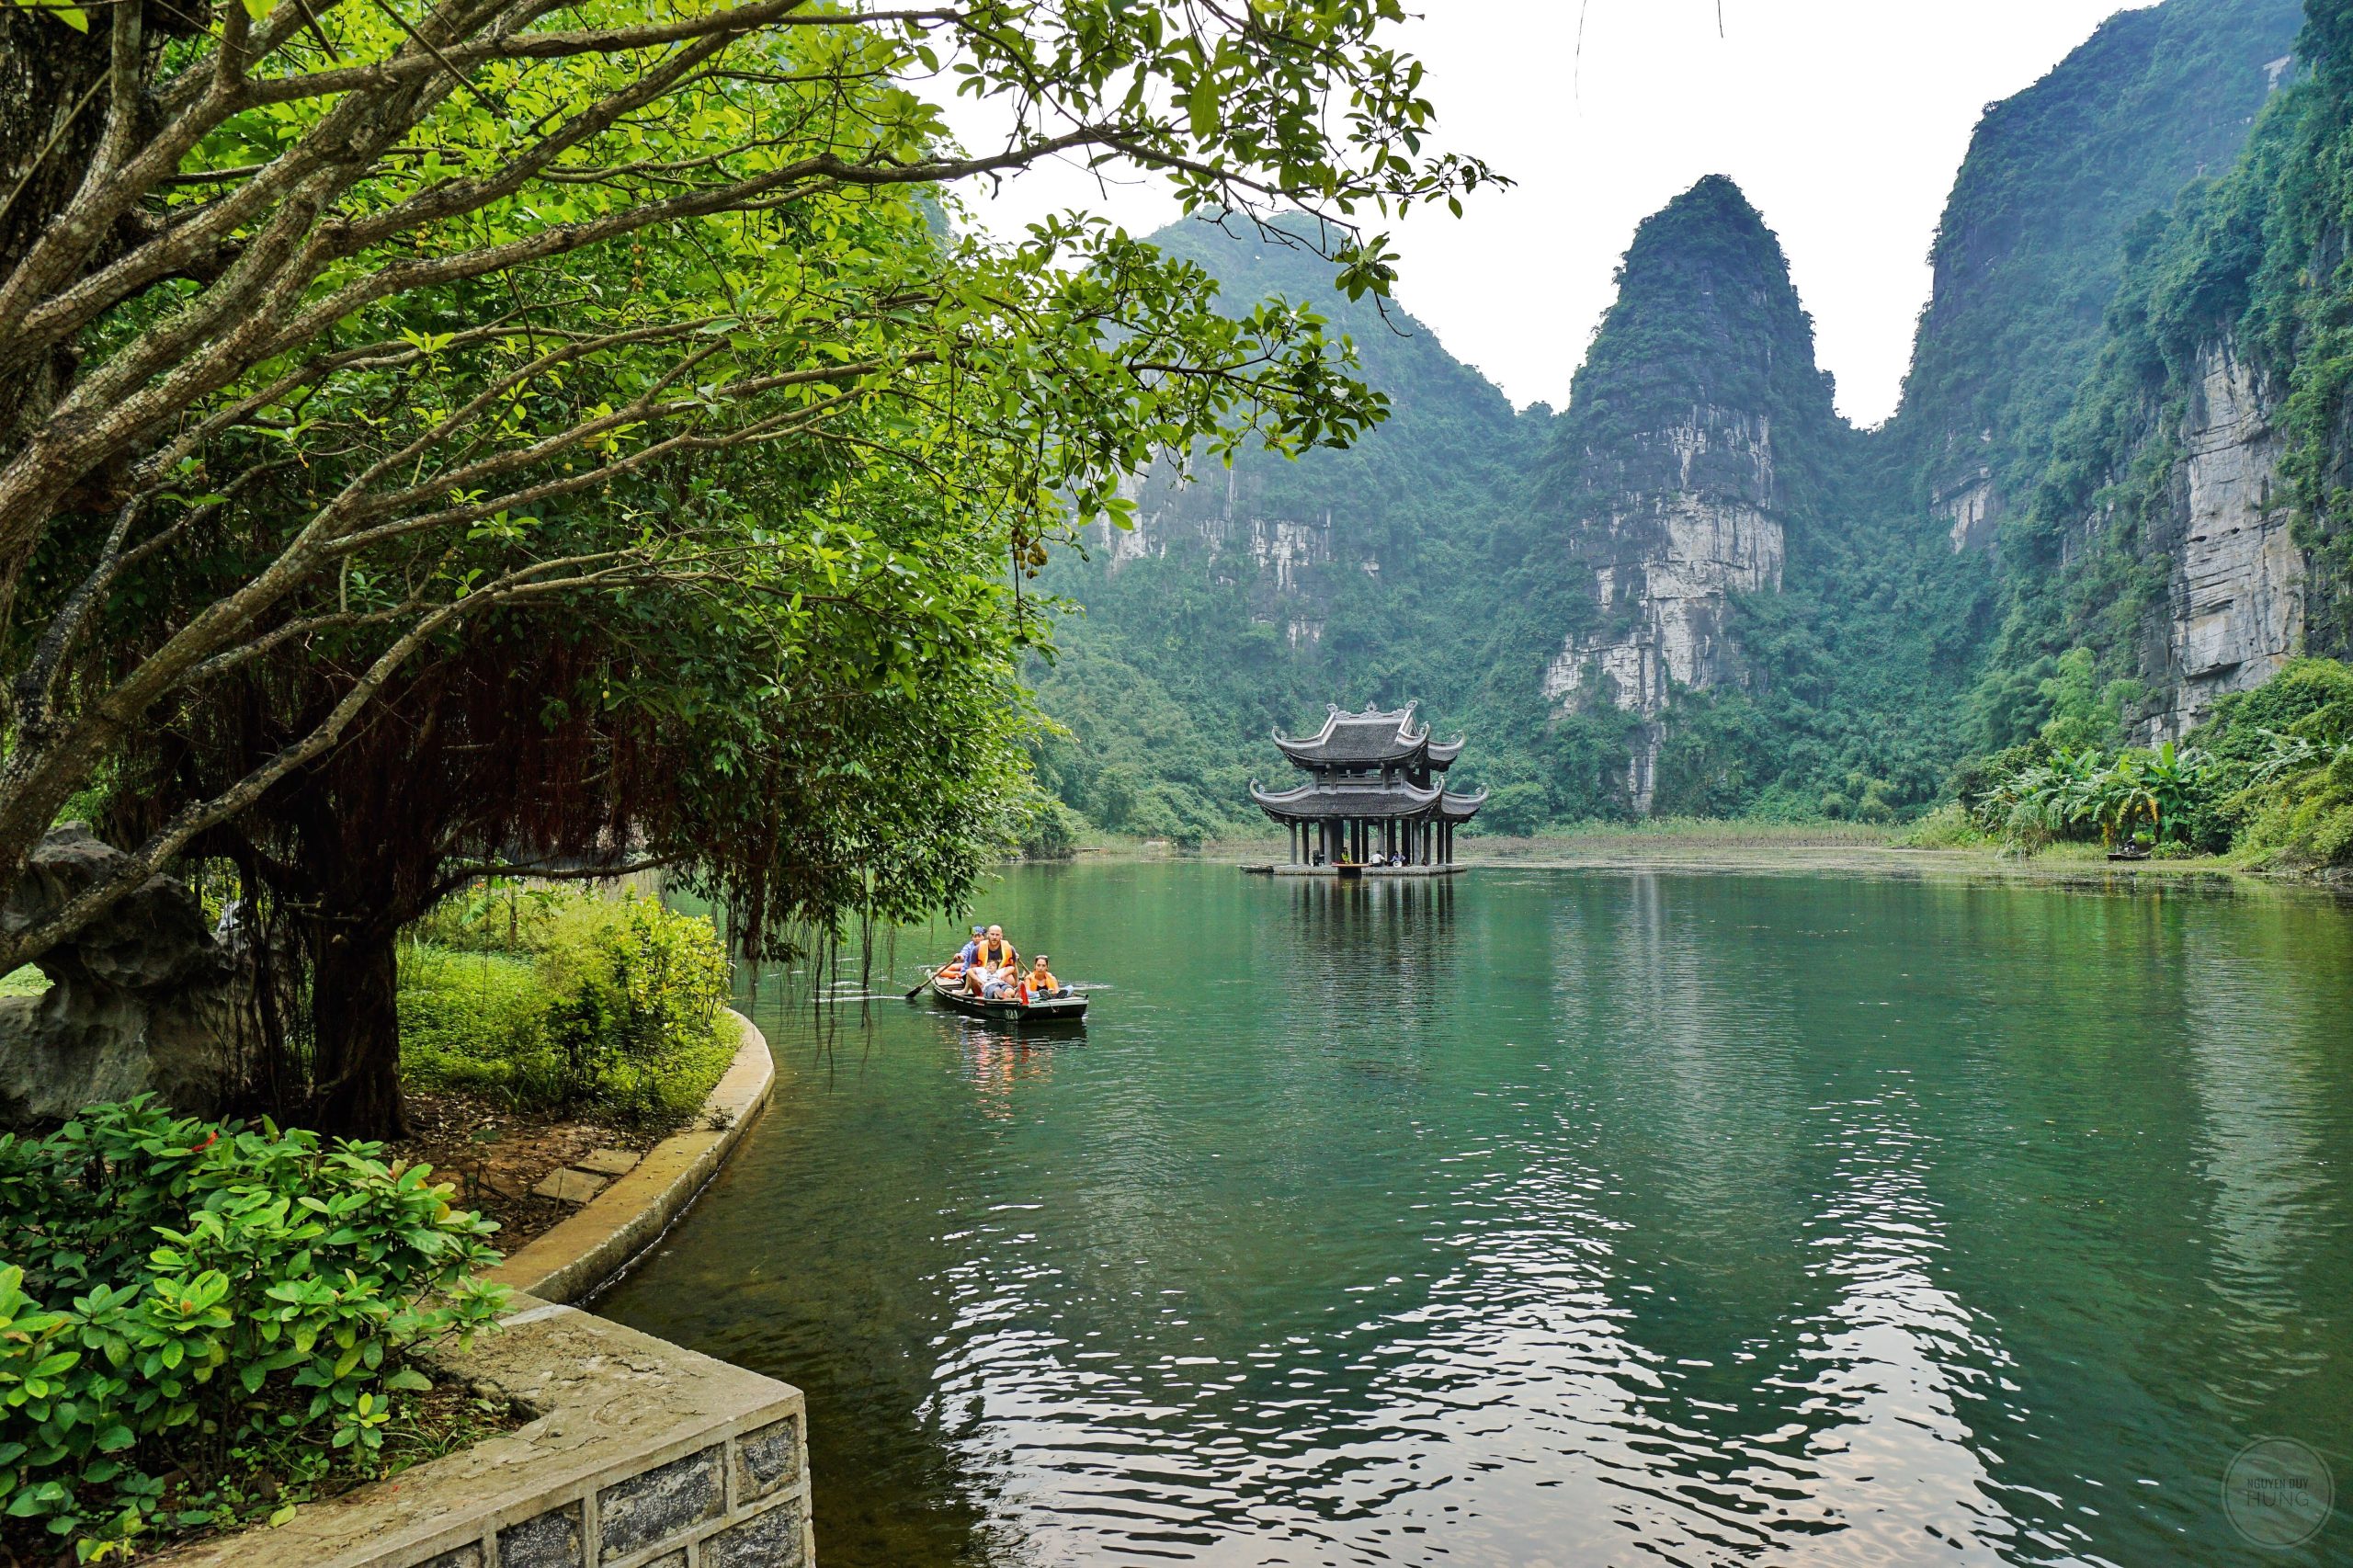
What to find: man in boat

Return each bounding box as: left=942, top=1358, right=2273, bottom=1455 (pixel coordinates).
left=973, top=925, right=1017, bottom=973
left=1023, top=955, right=1061, bottom=1001
left=961, top=926, right=1017, bottom=995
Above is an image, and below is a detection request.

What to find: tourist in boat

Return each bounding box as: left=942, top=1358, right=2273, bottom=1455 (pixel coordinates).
left=1025, top=955, right=1061, bottom=1000
left=972, top=925, right=1018, bottom=971
left=940, top=926, right=985, bottom=983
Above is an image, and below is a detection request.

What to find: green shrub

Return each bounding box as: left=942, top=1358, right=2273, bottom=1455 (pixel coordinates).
left=405, top=881, right=571, bottom=954
left=1018, top=798, right=1086, bottom=859
left=0, top=1099, right=504, bottom=1557
left=1896, top=801, right=1984, bottom=848
left=1472, top=781, right=1551, bottom=836
left=398, top=893, right=734, bottom=1123
left=2232, top=735, right=2353, bottom=868
left=397, top=946, right=568, bottom=1106
left=538, top=898, right=734, bottom=1123
left=1939, top=659, right=2353, bottom=866
left=2186, top=658, right=2353, bottom=868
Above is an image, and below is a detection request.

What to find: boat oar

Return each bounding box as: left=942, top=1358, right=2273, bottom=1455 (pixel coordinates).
left=903, top=965, right=943, bottom=1001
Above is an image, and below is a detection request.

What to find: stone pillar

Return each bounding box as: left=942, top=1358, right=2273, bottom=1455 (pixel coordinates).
left=1442, top=821, right=1453, bottom=865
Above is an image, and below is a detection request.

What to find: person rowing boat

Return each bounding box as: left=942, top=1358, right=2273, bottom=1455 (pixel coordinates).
left=922, top=942, right=1087, bottom=1021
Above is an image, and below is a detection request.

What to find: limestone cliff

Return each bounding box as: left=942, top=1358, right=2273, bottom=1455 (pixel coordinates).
left=1095, top=462, right=1339, bottom=645
left=1986, top=0, right=2353, bottom=750
left=1528, top=177, right=1841, bottom=811
left=2143, top=343, right=2305, bottom=736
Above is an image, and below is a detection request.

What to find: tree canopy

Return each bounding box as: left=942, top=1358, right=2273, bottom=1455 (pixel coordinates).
left=0, top=0, right=1498, bottom=991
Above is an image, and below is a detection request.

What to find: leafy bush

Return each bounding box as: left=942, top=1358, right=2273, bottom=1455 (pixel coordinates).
left=2234, top=740, right=2353, bottom=867
left=397, top=947, right=566, bottom=1106
left=1896, top=801, right=1984, bottom=848
left=1935, top=658, right=2353, bottom=865
left=406, top=881, right=571, bottom=955
left=1472, top=781, right=1550, bottom=837
left=0, top=1100, right=503, bottom=1558
left=1990, top=742, right=2217, bottom=850
left=1017, top=798, right=1087, bottom=859
left=399, top=893, right=735, bottom=1123
left=538, top=898, right=735, bottom=1123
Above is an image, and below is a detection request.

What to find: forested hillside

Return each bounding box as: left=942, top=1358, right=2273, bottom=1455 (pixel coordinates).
left=1024, top=235, right=1555, bottom=843
left=1977, top=0, right=2353, bottom=738
left=1027, top=0, right=2339, bottom=843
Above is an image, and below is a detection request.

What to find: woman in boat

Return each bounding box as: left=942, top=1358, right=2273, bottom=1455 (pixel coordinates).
left=1023, top=955, right=1061, bottom=1001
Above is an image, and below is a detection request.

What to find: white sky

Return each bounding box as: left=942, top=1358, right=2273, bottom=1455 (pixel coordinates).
left=943, top=0, right=2145, bottom=427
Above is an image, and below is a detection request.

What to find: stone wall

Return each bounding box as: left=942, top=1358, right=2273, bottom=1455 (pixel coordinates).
left=154, top=1298, right=813, bottom=1568
left=150, top=1014, right=803, bottom=1568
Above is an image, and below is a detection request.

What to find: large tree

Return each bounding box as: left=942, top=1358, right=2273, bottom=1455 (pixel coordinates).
left=0, top=0, right=1496, bottom=983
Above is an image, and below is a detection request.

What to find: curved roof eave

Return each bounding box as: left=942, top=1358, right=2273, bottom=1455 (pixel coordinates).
left=1250, top=777, right=1445, bottom=820
left=1436, top=786, right=1489, bottom=822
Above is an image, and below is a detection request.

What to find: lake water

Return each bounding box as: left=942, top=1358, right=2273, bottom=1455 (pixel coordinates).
left=599, top=862, right=2353, bottom=1566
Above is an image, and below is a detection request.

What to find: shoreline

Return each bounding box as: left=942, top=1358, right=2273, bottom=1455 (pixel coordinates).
left=1040, top=834, right=2352, bottom=897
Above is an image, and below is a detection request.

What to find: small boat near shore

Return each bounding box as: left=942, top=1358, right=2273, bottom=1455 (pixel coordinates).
left=927, top=971, right=1089, bottom=1024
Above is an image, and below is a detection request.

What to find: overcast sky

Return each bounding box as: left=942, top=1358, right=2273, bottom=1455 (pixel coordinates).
left=945, top=0, right=2147, bottom=427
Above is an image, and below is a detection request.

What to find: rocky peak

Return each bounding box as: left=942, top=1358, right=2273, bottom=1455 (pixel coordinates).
left=1530, top=176, right=1841, bottom=812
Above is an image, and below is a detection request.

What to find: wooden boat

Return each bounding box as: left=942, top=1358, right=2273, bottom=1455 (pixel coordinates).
left=928, top=971, right=1088, bottom=1023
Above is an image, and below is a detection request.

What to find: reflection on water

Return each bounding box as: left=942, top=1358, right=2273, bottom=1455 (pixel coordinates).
left=602, top=866, right=2353, bottom=1566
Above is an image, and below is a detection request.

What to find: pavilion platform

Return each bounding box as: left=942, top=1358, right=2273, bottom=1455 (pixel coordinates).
left=1242, top=862, right=1466, bottom=878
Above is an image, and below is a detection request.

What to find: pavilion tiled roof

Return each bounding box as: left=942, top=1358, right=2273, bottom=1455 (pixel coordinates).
left=1271, top=701, right=1463, bottom=771
left=1248, top=778, right=1488, bottom=822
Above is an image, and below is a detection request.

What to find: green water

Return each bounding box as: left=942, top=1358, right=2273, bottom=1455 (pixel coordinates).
left=599, top=864, right=2353, bottom=1566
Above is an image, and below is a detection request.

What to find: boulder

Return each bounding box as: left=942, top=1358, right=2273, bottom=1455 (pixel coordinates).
left=0, top=824, right=238, bottom=1128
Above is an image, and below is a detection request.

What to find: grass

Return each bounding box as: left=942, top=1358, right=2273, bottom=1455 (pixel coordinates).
left=1518, top=817, right=1897, bottom=846
left=398, top=943, right=568, bottom=1106
left=396, top=936, right=738, bottom=1123
left=0, top=964, right=50, bottom=996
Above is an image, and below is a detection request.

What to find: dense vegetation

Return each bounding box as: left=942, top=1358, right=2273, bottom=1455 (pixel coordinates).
left=1892, top=0, right=2305, bottom=526
left=1931, top=657, right=2353, bottom=865
left=1024, top=0, right=2353, bottom=860
left=1024, top=227, right=1556, bottom=845
left=0, top=1101, right=506, bottom=1558
left=0, top=0, right=1497, bottom=1134
left=1978, top=0, right=2353, bottom=733
left=398, top=889, right=736, bottom=1124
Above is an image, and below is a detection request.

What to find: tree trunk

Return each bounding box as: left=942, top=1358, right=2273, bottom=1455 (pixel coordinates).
left=0, top=11, right=108, bottom=458
left=310, top=921, right=409, bottom=1139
